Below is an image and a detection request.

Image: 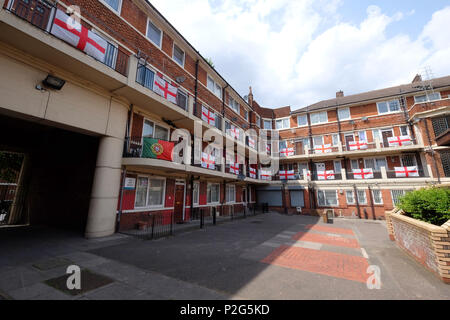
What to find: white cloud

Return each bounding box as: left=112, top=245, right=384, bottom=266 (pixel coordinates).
left=149, top=1, right=450, bottom=109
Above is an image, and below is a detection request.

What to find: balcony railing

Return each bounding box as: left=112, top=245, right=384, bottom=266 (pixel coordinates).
left=386, top=169, right=426, bottom=179
left=123, top=136, right=181, bottom=162
left=5, top=0, right=129, bottom=76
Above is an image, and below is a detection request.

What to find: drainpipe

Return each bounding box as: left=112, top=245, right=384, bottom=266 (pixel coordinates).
left=116, top=166, right=127, bottom=232
left=189, top=175, right=194, bottom=222
left=423, top=118, right=441, bottom=184
left=126, top=104, right=134, bottom=154
left=367, top=185, right=376, bottom=220
left=353, top=184, right=361, bottom=219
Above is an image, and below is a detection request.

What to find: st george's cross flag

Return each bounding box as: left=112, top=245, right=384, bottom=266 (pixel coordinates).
left=388, top=136, right=413, bottom=147
left=394, top=166, right=419, bottom=178
left=249, top=167, right=257, bottom=179
left=201, top=106, right=216, bottom=126
left=229, top=162, right=240, bottom=174
left=51, top=9, right=107, bottom=62
left=317, top=170, right=335, bottom=180
left=153, top=73, right=177, bottom=104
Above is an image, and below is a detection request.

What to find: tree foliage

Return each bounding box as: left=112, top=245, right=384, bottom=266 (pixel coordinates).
left=0, top=152, right=24, bottom=183
left=398, top=187, right=450, bottom=226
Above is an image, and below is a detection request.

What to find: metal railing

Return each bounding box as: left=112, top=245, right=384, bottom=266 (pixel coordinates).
left=123, top=136, right=181, bottom=161
left=5, top=0, right=129, bottom=76
left=120, top=212, right=174, bottom=240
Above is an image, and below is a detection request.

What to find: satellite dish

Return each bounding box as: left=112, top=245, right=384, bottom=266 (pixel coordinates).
left=176, top=76, right=186, bottom=83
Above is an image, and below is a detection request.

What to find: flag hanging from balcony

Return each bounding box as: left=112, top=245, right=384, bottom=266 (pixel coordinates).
left=314, top=144, right=332, bottom=154
left=317, top=170, right=335, bottom=180
left=201, top=152, right=215, bottom=170
left=142, top=137, right=174, bottom=161
left=249, top=167, right=257, bottom=179
left=248, top=137, right=256, bottom=149
left=348, top=140, right=368, bottom=151
left=353, top=168, right=374, bottom=180
left=201, top=106, right=216, bottom=126
left=388, top=136, right=413, bottom=147
left=51, top=9, right=107, bottom=62
left=260, top=170, right=272, bottom=180
left=280, top=148, right=294, bottom=157
left=229, top=162, right=240, bottom=174
left=228, top=125, right=240, bottom=140
left=153, top=72, right=177, bottom=104
left=279, top=170, right=295, bottom=180
left=394, top=166, right=419, bottom=177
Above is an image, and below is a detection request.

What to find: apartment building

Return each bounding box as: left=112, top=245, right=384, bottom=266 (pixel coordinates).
left=0, top=0, right=448, bottom=238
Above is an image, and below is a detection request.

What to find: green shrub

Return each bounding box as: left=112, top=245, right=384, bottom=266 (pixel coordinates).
left=397, top=187, right=450, bottom=226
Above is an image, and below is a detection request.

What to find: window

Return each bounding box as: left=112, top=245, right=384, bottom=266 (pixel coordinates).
left=143, top=119, right=169, bottom=140
left=244, top=110, right=249, bottom=121
left=377, top=99, right=400, bottom=114
left=372, top=129, right=381, bottom=141
left=275, top=118, right=290, bottom=130
left=351, top=159, right=359, bottom=170
left=358, top=131, right=367, bottom=141
left=101, top=0, right=122, bottom=13
left=313, top=136, right=323, bottom=146
left=357, top=190, right=367, bottom=204
left=414, top=92, right=441, bottom=103
left=338, top=108, right=351, bottom=120
left=102, top=40, right=118, bottom=69
left=279, top=140, right=287, bottom=150
left=364, top=158, right=386, bottom=171
left=372, top=190, right=383, bottom=204
left=298, top=162, right=308, bottom=175
left=310, top=111, right=328, bottom=125
left=297, top=114, right=308, bottom=127
left=173, top=44, right=185, bottom=67
left=440, top=151, right=450, bottom=177
left=334, top=160, right=342, bottom=173
left=146, top=19, right=162, bottom=47
left=193, top=182, right=199, bottom=205
left=255, top=115, right=260, bottom=127
left=391, top=190, right=411, bottom=206
left=432, top=116, right=450, bottom=137
left=229, top=96, right=240, bottom=114
left=317, top=190, right=338, bottom=206
left=263, top=119, right=272, bottom=130
left=207, top=183, right=220, bottom=203
left=134, top=176, right=166, bottom=208
left=346, top=190, right=355, bottom=204
left=176, top=90, right=188, bottom=111
left=332, top=134, right=339, bottom=146
left=302, top=138, right=310, bottom=149
left=226, top=185, right=235, bottom=203
left=401, top=154, right=417, bottom=167
left=214, top=113, right=222, bottom=130
left=207, top=76, right=222, bottom=99
left=399, top=125, right=409, bottom=136
left=136, top=64, right=155, bottom=90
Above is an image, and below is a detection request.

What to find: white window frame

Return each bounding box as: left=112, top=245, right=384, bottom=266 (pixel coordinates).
left=297, top=114, right=308, bottom=127
left=207, top=76, right=222, bottom=100
left=357, top=190, right=367, bottom=205
left=146, top=18, right=163, bottom=49
left=193, top=181, right=199, bottom=205
left=377, top=99, right=401, bottom=115
left=142, top=118, right=170, bottom=141
left=229, top=96, right=240, bottom=114
left=399, top=125, right=410, bottom=136
left=275, top=118, right=290, bottom=130
left=317, top=190, right=339, bottom=207
left=243, top=109, right=249, bottom=121
left=414, top=92, right=441, bottom=104
left=346, top=190, right=355, bottom=205
left=172, top=43, right=185, bottom=67
left=338, top=107, right=351, bottom=121
left=363, top=157, right=387, bottom=172
left=99, top=0, right=122, bottom=14
left=134, top=175, right=166, bottom=209
left=391, top=190, right=412, bottom=206
left=263, top=119, right=272, bottom=130
left=207, top=183, right=221, bottom=204
left=176, top=89, right=188, bottom=111
left=255, top=115, right=261, bottom=127
left=332, top=134, right=339, bottom=146
left=312, top=136, right=324, bottom=147
left=334, top=160, right=342, bottom=173
left=310, top=111, right=328, bottom=125
left=226, top=184, right=236, bottom=203
left=372, top=189, right=383, bottom=205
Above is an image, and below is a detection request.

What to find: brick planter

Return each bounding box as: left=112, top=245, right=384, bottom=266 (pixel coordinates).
left=386, top=209, right=450, bottom=284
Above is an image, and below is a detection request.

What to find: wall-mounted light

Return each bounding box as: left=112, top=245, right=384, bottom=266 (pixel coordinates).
left=43, top=75, right=65, bottom=90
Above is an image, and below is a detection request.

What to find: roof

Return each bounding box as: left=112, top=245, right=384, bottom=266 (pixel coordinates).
left=292, top=75, right=450, bottom=114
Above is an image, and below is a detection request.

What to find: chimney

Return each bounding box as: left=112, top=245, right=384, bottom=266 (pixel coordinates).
left=248, top=86, right=254, bottom=106
left=412, top=74, right=422, bottom=83
left=336, top=90, right=344, bottom=98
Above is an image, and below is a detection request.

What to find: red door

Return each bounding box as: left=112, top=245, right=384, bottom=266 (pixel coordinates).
left=174, top=184, right=185, bottom=223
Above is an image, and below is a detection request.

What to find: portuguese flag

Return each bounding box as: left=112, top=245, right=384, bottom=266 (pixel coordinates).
left=142, top=138, right=174, bottom=161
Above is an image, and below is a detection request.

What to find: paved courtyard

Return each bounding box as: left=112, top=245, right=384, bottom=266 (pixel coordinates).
left=1, top=212, right=449, bottom=300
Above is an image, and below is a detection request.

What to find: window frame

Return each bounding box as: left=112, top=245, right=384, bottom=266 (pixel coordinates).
left=146, top=18, right=163, bottom=49
left=172, top=43, right=185, bottom=67
left=338, top=107, right=351, bottom=121
left=99, top=0, right=122, bottom=14
left=255, top=115, right=261, bottom=127
left=414, top=92, right=441, bottom=104
left=275, top=118, right=290, bottom=130
left=357, top=190, right=367, bottom=205
left=207, top=75, right=222, bottom=100
left=226, top=184, right=236, bottom=203
left=207, top=183, right=221, bottom=204
left=317, top=190, right=339, bottom=207
left=228, top=96, right=240, bottom=114
left=310, top=111, right=328, bottom=125
left=372, top=189, right=383, bottom=205
left=134, top=175, right=166, bottom=209
left=193, top=181, right=199, bottom=205
left=142, top=118, right=170, bottom=141
left=263, top=119, right=272, bottom=130
left=346, top=190, right=355, bottom=205
left=176, top=89, right=188, bottom=111
left=377, top=99, right=401, bottom=115
left=297, top=114, right=308, bottom=127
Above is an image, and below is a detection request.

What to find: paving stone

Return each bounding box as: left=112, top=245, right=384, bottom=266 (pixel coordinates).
left=32, top=257, right=73, bottom=271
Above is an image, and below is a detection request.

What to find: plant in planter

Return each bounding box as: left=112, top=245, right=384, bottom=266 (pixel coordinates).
left=397, top=187, right=450, bottom=226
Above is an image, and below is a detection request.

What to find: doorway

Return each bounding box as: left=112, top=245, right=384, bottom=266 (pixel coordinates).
left=174, top=182, right=185, bottom=223
left=381, top=129, right=394, bottom=147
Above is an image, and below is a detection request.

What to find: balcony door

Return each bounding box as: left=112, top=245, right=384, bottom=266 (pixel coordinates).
left=10, top=0, right=53, bottom=30
left=381, top=129, right=394, bottom=147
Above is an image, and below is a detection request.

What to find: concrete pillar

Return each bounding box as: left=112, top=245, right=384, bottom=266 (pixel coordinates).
left=126, top=55, right=138, bottom=87
left=188, top=94, right=194, bottom=115
left=341, top=168, right=347, bottom=181
left=380, top=166, right=388, bottom=180
left=85, top=136, right=124, bottom=238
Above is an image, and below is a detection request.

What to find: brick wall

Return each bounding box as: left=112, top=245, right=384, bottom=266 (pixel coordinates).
left=386, top=210, right=450, bottom=284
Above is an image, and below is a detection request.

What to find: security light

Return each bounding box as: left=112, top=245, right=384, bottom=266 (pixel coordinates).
left=43, top=75, right=65, bottom=90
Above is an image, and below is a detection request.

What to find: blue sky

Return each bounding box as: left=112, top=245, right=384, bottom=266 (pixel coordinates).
left=151, top=0, right=450, bottom=109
